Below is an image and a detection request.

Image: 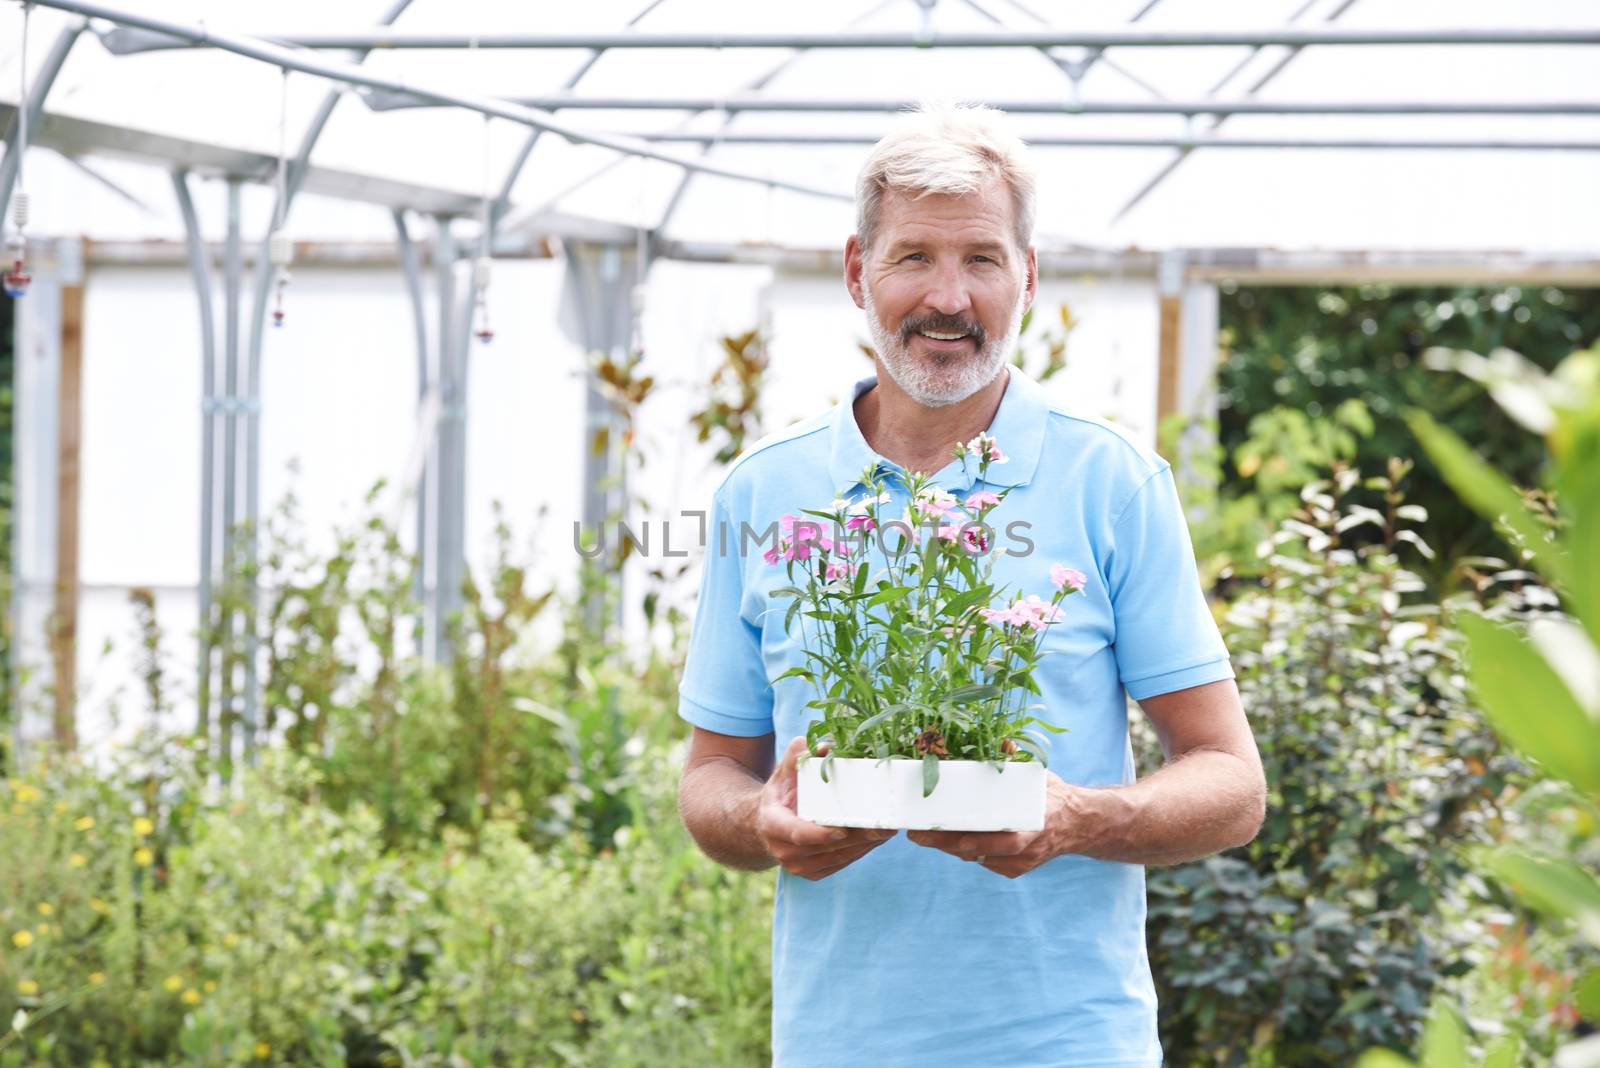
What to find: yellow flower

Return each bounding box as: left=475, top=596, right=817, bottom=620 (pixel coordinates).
left=13, top=784, right=40, bottom=804
left=88, top=897, right=111, bottom=915
left=69, top=852, right=88, bottom=868
left=36, top=903, right=54, bottom=917
left=203, top=979, right=217, bottom=993
left=11, top=930, right=33, bottom=948
left=221, top=932, right=239, bottom=949
left=132, top=817, right=155, bottom=837
left=254, top=1043, right=272, bottom=1059
left=34, top=923, right=49, bottom=936
left=180, top=988, right=201, bottom=1005
left=54, top=800, right=70, bottom=814
left=74, top=815, right=95, bottom=831
left=16, top=979, right=39, bottom=997
left=162, top=975, right=183, bottom=993
left=89, top=972, right=106, bottom=985
left=133, top=847, right=154, bottom=867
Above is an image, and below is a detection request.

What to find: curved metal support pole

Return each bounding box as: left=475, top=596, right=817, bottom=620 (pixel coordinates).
left=0, top=21, right=86, bottom=224
left=391, top=208, right=432, bottom=631
left=240, top=0, right=417, bottom=747
left=29, top=0, right=850, bottom=202
left=430, top=218, right=461, bottom=662
left=170, top=169, right=218, bottom=733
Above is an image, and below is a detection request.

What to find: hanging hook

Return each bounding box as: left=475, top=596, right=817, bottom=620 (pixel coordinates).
left=4, top=1, right=36, bottom=298
left=269, top=66, right=293, bottom=326
left=472, top=108, right=494, bottom=344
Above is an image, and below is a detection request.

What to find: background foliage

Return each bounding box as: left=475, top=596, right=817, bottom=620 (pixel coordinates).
left=1214, top=283, right=1600, bottom=589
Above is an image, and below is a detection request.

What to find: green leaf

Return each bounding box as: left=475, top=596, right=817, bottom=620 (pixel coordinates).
left=1483, top=848, right=1600, bottom=945
left=868, top=586, right=913, bottom=609
left=922, top=751, right=940, bottom=798
left=848, top=704, right=916, bottom=746
left=1567, top=488, right=1600, bottom=651
left=1458, top=613, right=1600, bottom=796
left=940, top=586, right=992, bottom=620
left=773, top=666, right=814, bottom=684
left=1576, top=966, right=1600, bottom=1021
left=1419, top=998, right=1468, bottom=1068
left=1481, top=1034, right=1521, bottom=1068
left=1353, top=1051, right=1416, bottom=1068
left=945, top=684, right=1001, bottom=704
left=1407, top=409, right=1567, bottom=590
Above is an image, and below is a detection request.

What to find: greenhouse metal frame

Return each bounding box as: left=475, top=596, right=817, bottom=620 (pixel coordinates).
left=2, top=0, right=1597, bottom=754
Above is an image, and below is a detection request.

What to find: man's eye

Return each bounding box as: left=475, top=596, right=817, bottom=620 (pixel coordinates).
left=903, top=253, right=925, bottom=261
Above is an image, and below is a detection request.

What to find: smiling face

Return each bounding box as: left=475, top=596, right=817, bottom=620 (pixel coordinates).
left=846, top=173, right=1037, bottom=408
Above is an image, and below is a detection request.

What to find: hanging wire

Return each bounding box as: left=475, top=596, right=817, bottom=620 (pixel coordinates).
left=268, top=66, right=294, bottom=326
left=4, top=1, right=35, bottom=297
left=472, top=113, right=494, bottom=342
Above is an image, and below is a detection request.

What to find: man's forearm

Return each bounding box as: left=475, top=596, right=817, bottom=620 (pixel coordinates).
left=1064, top=748, right=1267, bottom=867
left=678, top=757, right=777, bottom=872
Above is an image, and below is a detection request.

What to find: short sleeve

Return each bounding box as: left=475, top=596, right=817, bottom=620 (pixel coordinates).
left=1105, top=465, right=1234, bottom=701
left=677, top=495, right=776, bottom=737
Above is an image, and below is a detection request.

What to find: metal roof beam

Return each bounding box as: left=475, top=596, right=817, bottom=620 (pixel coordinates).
left=144, top=28, right=1600, bottom=48
left=615, top=131, right=1600, bottom=150
left=363, top=94, right=1600, bottom=117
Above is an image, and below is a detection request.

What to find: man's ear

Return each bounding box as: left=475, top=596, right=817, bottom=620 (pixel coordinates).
left=1024, top=245, right=1039, bottom=313
left=844, top=234, right=866, bottom=310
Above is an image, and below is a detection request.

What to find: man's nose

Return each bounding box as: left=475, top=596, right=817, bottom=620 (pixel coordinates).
left=922, top=262, right=973, bottom=318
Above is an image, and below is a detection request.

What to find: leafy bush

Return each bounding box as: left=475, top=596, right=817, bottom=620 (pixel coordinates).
left=1144, top=461, right=1528, bottom=1066
left=1, top=738, right=772, bottom=1066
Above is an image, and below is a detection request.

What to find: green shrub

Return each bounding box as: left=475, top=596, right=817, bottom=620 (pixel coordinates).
left=1145, top=461, right=1528, bottom=1066
left=1, top=737, right=771, bottom=1066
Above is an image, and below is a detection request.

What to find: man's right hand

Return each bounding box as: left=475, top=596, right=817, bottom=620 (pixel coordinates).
left=755, top=736, right=897, bottom=881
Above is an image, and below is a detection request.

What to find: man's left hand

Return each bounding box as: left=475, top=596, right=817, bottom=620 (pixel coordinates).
left=905, top=772, right=1102, bottom=878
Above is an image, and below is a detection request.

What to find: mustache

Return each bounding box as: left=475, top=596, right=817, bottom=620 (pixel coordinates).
left=901, top=313, right=986, bottom=349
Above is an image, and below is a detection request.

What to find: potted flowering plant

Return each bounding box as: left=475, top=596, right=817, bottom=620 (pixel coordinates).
left=766, top=433, right=1085, bottom=832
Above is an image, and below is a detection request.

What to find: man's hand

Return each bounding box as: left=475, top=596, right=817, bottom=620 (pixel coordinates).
left=906, top=771, right=1091, bottom=878
left=757, top=736, right=898, bottom=881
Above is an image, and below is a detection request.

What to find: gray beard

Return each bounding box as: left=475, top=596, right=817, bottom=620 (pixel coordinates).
left=863, top=284, right=1028, bottom=408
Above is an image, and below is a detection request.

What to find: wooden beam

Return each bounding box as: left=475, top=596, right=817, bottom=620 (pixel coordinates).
left=1156, top=293, right=1182, bottom=431
left=50, top=284, right=82, bottom=750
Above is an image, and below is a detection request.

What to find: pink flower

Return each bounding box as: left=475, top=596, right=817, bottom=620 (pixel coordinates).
left=762, top=545, right=783, bottom=565
left=1051, top=564, right=1087, bottom=593
left=912, top=488, right=959, bottom=521
left=964, top=433, right=1007, bottom=465
left=845, top=515, right=876, bottom=533
left=981, top=595, right=1061, bottom=631
left=1017, top=594, right=1061, bottom=630
left=964, top=490, right=1001, bottom=510
left=978, top=607, right=1013, bottom=626
left=936, top=524, right=961, bottom=542
left=962, top=527, right=989, bottom=554
left=825, top=561, right=858, bottom=582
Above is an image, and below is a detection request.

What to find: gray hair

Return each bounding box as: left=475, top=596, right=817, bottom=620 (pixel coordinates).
left=855, top=101, right=1038, bottom=256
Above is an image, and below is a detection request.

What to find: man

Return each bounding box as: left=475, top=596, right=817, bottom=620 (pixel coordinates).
left=676, top=102, right=1266, bottom=1067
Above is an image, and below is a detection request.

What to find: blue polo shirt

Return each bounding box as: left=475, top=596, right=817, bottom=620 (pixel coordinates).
left=678, top=364, right=1233, bottom=1067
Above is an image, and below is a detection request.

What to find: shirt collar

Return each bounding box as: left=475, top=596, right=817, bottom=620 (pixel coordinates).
left=826, top=364, right=1049, bottom=495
